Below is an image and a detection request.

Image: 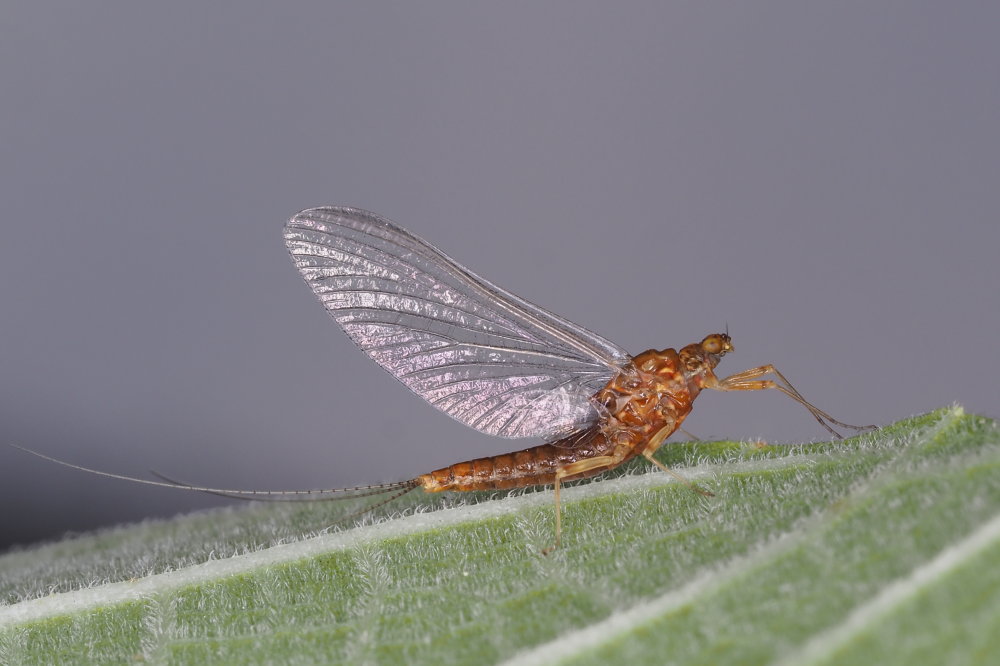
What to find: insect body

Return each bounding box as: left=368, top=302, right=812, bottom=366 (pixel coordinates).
left=13, top=207, right=874, bottom=552
left=418, top=344, right=703, bottom=493
left=416, top=342, right=725, bottom=552
left=281, top=207, right=873, bottom=550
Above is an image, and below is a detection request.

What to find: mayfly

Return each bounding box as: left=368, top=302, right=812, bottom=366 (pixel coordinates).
left=13, top=207, right=875, bottom=551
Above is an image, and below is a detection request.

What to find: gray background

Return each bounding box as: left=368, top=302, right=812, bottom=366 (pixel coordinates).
left=2, top=2, right=997, bottom=552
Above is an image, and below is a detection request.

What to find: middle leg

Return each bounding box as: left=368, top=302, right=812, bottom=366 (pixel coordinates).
left=641, top=425, right=714, bottom=496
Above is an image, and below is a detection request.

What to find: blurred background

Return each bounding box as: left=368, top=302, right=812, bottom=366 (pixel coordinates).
left=1, top=2, right=997, bottom=551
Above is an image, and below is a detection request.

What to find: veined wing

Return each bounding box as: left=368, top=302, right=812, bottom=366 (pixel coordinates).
left=284, top=207, right=630, bottom=439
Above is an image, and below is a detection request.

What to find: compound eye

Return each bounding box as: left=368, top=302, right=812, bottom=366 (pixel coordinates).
left=702, top=335, right=723, bottom=354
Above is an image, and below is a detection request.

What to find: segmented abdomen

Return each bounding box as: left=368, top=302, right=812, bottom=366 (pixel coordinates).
left=417, top=348, right=696, bottom=493
left=418, top=428, right=630, bottom=492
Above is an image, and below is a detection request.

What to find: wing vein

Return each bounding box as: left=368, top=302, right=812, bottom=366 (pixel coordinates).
left=284, top=207, right=629, bottom=438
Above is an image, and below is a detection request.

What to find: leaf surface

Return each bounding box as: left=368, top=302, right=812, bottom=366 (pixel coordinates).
left=1, top=407, right=997, bottom=665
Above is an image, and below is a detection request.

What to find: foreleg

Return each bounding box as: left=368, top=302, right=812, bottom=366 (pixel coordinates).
left=711, top=365, right=875, bottom=439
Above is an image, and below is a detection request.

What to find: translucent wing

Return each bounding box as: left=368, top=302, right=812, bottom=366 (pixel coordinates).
left=284, top=207, right=630, bottom=439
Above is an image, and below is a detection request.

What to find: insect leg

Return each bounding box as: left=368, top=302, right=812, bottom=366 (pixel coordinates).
left=678, top=427, right=701, bottom=441
left=641, top=427, right=714, bottom=496
left=542, top=476, right=563, bottom=557
left=712, top=365, right=876, bottom=438
left=541, top=451, right=630, bottom=555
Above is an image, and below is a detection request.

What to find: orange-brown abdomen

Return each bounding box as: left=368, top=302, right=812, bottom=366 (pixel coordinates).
left=418, top=346, right=700, bottom=493
left=418, top=428, right=626, bottom=492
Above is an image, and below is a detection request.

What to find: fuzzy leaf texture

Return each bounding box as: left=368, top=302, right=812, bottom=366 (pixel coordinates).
left=1, top=406, right=998, bottom=665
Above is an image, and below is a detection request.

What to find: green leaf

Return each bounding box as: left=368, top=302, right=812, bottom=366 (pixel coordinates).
left=1, top=406, right=998, bottom=665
